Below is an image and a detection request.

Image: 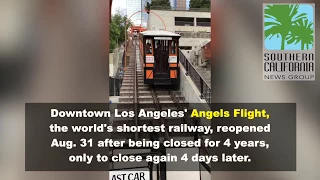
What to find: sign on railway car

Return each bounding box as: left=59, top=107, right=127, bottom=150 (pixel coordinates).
left=110, top=169, right=150, bottom=180
left=146, top=56, right=154, bottom=63
left=154, top=37, right=172, bottom=40
left=168, top=56, right=177, bottom=63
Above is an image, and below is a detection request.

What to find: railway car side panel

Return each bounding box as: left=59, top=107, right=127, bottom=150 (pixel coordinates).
left=168, top=38, right=179, bottom=86
left=144, top=37, right=155, bottom=84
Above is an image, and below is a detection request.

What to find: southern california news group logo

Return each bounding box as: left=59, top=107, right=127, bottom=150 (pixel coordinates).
left=263, top=4, right=315, bottom=81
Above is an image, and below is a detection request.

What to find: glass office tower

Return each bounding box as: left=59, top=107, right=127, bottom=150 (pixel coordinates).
left=170, top=0, right=177, bottom=9
left=127, top=0, right=151, bottom=27
left=127, top=0, right=142, bottom=26
left=170, top=0, right=186, bottom=10
left=141, top=0, right=151, bottom=27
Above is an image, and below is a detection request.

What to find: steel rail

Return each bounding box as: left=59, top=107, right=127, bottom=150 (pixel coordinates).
left=150, top=87, right=170, bottom=140
left=169, top=90, right=210, bottom=156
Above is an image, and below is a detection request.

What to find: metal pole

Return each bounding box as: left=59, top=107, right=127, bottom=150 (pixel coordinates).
left=149, top=162, right=153, bottom=180
left=160, top=145, right=167, bottom=180
left=200, top=78, right=204, bottom=99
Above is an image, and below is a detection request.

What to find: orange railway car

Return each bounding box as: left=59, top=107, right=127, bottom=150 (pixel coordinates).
left=138, top=30, right=181, bottom=88
left=131, top=26, right=146, bottom=37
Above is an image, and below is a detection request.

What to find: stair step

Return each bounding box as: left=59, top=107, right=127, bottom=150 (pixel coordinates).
left=116, top=102, right=189, bottom=109
left=119, top=96, right=185, bottom=102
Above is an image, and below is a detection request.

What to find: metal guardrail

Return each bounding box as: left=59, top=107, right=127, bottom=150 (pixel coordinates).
left=151, top=6, right=210, bottom=12
left=179, top=49, right=211, bottom=104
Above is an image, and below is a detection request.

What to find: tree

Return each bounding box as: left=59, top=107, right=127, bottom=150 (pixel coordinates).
left=286, top=18, right=314, bottom=50
left=264, top=4, right=307, bottom=50
left=110, top=10, right=132, bottom=52
left=110, top=19, right=120, bottom=53
left=149, top=0, right=171, bottom=10
left=189, top=0, right=210, bottom=9
left=145, top=2, right=151, bottom=12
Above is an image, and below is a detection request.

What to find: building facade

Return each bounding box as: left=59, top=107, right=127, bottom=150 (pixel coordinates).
left=170, top=0, right=176, bottom=9
left=147, top=9, right=210, bottom=32
left=141, top=0, right=151, bottom=27
left=147, top=9, right=210, bottom=47
left=176, top=0, right=186, bottom=10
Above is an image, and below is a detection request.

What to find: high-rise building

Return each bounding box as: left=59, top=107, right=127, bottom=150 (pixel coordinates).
left=186, top=0, right=190, bottom=10
left=171, top=0, right=186, bottom=10
left=127, top=0, right=142, bottom=26
left=127, top=0, right=151, bottom=27
left=141, top=0, right=151, bottom=27
left=170, top=0, right=177, bottom=9
left=176, top=0, right=186, bottom=10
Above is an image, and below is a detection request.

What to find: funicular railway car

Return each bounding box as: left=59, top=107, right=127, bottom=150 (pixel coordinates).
left=138, top=30, right=181, bottom=89
left=131, top=26, right=147, bottom=37
left=133, top=30, right=138, bottom=37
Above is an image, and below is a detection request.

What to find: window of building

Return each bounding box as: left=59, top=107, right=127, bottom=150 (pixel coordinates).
left=196, top=18, right=210, bottom=27
left=175, top=17, right=194, bottom=26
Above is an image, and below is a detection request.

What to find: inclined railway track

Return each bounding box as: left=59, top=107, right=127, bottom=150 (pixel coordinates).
left=118, top=39, right=209, bottom=151
left=110, top=39, right=211, bottom=173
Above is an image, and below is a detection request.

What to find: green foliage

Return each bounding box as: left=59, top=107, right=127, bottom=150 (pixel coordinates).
left=264, top=4, right=312, bottom=50
left=189, top=0, right=210, bottom=9
left=110, top=21, right=119, bottom=53
left=150, top=0, right=171, bottom=9
left=110, top=10, right=132, bottom=53
left=145, top=2, right=151, bottom=11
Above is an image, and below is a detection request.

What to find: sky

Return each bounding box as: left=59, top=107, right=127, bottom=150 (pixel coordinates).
left=111, top=0, right=127, bottom=15
left=264, top=4, right=314, bottom=50
left=186, top=0, right=190, bottom=9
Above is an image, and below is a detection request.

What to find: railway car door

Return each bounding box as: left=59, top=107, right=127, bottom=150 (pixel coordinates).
left=154, top=38, right=171, bottom=75
left=144, top=38, right=154, bottom=81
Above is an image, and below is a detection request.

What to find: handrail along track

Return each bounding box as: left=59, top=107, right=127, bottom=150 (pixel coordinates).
left=133, top=39, right=139, bottom=141
left=169, top=90, right=211, bottom=172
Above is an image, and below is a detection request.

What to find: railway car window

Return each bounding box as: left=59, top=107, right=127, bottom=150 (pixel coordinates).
left=155, top=41, right=159, bottom=53
left=154, top=40, right=170, bottom=53
left=170, top=40, right=177, bottom=55
left=155, top=40, right=160, bottom=49
left=145, top=39, right=153, bottom=55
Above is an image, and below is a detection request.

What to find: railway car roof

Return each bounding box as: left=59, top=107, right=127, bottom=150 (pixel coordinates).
left=140, top=30, right=181, bottom=37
